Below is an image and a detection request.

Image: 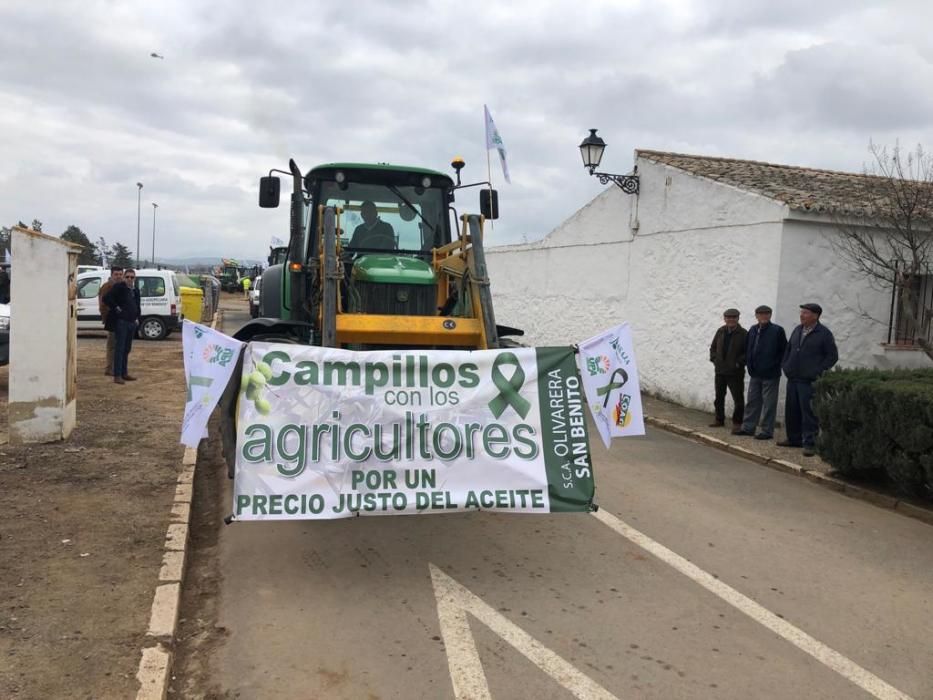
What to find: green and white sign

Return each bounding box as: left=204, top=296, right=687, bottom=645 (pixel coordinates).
left=234, top=343, right=595, bottom=520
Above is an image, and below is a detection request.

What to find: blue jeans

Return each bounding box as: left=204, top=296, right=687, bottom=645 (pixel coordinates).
left=742, top=377, right=780, bottom=437
left=785, top=379, right=818, bottom=447
left=113, top=319, right=135, bottom=378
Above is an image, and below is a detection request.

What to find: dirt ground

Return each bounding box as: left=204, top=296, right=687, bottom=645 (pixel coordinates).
left=0, top=330, right=187, bottom=699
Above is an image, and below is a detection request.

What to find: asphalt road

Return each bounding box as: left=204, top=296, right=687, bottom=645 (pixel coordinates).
left=174, top=299, right=933, bottom=699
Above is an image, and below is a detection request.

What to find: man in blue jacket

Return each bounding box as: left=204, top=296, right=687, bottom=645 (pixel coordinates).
left=103, top=269, right=141, bottom=385
left=733, top=305, right=787, bottom=440
left=779, top=303, right=839, bottom=456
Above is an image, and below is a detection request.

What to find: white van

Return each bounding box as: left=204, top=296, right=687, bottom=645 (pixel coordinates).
left=76, top=268, right=182, bottom=340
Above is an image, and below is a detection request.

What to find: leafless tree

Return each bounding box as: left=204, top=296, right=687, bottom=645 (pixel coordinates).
left=831, top=142, right=933, bottom=361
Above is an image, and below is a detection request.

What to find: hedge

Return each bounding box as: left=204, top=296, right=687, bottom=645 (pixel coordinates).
left=813, top=368, right=933, bottom=500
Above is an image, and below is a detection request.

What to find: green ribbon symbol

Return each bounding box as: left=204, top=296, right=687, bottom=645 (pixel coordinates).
left=596, top=368, right=628, bottom=408
left=488, top=352, right=531, bottom=419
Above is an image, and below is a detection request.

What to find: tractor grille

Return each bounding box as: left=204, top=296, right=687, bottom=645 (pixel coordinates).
left=353, top=282, right=436, bottom=316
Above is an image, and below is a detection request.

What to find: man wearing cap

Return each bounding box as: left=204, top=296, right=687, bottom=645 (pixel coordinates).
left=733, top=305, right=787, bottom=439
left=708, top=308, right=747, bottom=428
left=779, top=303, right=839, bottom=456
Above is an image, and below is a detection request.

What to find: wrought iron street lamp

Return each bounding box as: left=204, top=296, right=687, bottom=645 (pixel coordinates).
left=578, top=128, right=639, bottom=194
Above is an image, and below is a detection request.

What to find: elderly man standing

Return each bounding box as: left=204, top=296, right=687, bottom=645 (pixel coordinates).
left=708, top=308, right=747, bottom=428
left=779, top=303, right=839, bottom=456
left=733, top=305, right=787, bottom=439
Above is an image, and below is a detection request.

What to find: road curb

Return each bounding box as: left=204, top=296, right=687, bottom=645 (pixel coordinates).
left=645, top=415, right=933, bottom=527
left=135, top=309, right=223, bottom=699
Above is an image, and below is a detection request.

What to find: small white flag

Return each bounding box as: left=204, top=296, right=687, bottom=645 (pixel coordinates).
left=578, top=323, right=646, bottom=448
left=484, top=104, right=511, bottom=184
left=181, top=320, right=245, bottom=447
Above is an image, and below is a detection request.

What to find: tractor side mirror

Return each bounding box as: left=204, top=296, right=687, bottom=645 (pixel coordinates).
left=480, top=189, right=499, bottom=220
left=259, top=176, right=281, bottom=208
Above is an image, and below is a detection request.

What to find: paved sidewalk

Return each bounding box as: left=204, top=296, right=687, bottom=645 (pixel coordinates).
left=642, top=394, right=933, bottom=526
left=644, top=395, right=830, bottom=476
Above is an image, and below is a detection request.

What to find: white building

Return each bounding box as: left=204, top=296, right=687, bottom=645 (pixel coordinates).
left=488, top=150, right=931, bottom=411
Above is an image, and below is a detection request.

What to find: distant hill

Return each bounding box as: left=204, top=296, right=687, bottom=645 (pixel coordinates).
left=154, top=256, right=264, bottom=268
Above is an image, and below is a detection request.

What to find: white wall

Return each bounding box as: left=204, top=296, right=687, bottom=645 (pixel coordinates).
left=777, top=218, right=932, bottom=370
left=9, top=229, right=79, bottom=442
left=488, top=156, right=788, bottom=411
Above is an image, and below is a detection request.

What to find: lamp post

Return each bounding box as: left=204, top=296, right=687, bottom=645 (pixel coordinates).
left=578, top=128, right=639, bottom=194
left=136, top=182, right=143, bottom=267
left=151, top=202, right=158, bottom=267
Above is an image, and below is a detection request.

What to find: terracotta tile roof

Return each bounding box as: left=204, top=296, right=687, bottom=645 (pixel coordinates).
left=636, top=149, right=902, bottom=216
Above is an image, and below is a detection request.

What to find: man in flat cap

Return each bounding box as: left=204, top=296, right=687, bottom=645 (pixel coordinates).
left=708, top=308, right=747, bottom=428
left=733, top=305, right=787, bottom=439
left=780, top=303, right=838, bottom=456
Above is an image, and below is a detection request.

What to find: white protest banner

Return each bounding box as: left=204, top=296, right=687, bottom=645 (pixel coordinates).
left=233, top=343, right=594, bottom=520
left=578, top=323, right=645, bottom=448
left=181, top=320, right=244, bottom=447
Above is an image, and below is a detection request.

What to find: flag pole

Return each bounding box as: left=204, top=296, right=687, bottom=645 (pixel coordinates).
left=485, top=107, right=495, bottom=232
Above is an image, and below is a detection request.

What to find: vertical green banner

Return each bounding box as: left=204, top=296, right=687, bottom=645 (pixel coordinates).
left=535, top=347, right=595, bottom=512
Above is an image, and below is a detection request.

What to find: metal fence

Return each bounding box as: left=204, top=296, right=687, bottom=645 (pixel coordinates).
left=888, top=271, right=933, bottom=345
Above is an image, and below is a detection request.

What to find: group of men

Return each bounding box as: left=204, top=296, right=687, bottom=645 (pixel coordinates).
left=99, top=265, right=141, bottom=384
left=709, top=303, right=838, bottom=456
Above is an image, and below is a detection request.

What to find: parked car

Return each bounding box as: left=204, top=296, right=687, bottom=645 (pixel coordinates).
left=249, top=275, right=262, bottom=318
left=75, top=268, right=182, bottom=340
left=0, top=303, right=8, bottom=365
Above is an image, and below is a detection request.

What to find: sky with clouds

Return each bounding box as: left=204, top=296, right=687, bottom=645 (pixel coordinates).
left=2, top=0, right=932, bottom=261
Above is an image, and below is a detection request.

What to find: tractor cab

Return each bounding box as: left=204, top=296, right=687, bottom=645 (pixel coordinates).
left=242, top=158, right=510, bottom=352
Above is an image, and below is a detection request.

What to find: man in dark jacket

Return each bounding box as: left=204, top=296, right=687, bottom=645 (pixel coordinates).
left=349, top=201, right=396, bottom=250
left=733, top=305, right=787, bottom=439
left=98, top=266, right=123, bottom=376
left=779, top=303, right=838, bottom=456
left=708, top=308, right=747, bottom=428
left=103, top=268, right=141, bottom=385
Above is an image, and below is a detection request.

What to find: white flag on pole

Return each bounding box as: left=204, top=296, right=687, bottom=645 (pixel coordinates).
left=484, top=104, right=511, bottom=184
left=578, top=323, right=646, bottom=448
left=181, top=320, right=244, bottom=447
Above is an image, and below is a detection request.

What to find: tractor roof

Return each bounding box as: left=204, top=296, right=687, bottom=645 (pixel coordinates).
left=307, top=162, right=454, bottom=186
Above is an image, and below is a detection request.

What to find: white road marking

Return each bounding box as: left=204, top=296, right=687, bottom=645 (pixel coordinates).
left=592, top=508, right=914, bottom=700
left=430, top=564, right=619, bottom=700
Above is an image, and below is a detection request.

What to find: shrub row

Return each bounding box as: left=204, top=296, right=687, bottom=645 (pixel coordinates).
left=813, top=368, right=933, bottom=500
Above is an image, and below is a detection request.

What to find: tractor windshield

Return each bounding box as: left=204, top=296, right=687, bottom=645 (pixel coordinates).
left=318, top=182, right=449, bottom=255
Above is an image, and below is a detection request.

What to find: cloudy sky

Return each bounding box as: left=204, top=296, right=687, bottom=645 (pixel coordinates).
left=2, top=0, right=932, bottom=261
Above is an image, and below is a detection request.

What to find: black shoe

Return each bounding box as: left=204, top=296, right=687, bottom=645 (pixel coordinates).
left=777, top=440, right=801, bottom=448
left=708, top=421, right=725, bottom=428
left=731, top=428, right=754, bottom=436
left=802, top=446, right=816, bottom=457
left=754, top=433, right=772, bottom=440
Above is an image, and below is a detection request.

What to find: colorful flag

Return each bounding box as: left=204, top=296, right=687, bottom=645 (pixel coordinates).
left=181, top=320, right=245, bottom=447
left=578, top=323, right=646, bottom=448
left=484, top=104, right=511, bottom=184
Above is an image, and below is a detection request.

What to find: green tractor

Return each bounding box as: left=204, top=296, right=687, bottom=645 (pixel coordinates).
left=231, top=158, right=519, bottom=350
left=219, top=259, right=241, bottom=293
left=220, top=158, right=521, bottom=470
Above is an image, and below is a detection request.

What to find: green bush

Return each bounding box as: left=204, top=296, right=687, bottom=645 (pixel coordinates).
left=813, top=368, right=933, bottom=500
